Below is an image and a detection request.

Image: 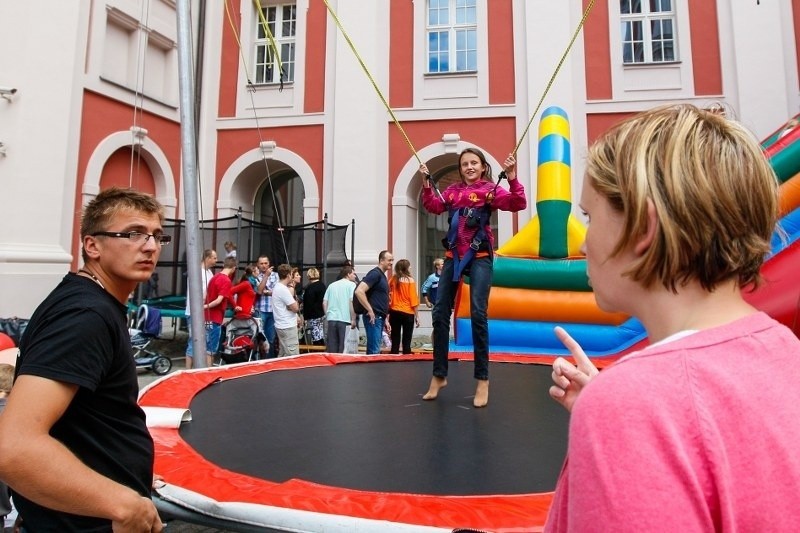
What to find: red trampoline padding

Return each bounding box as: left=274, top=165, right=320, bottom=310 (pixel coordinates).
left=139, top=354, right=574, bottom=532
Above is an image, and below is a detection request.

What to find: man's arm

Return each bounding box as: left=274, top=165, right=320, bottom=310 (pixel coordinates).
left=0, top=375, right=161, bottom=531
left=257, top=274, right=269, bottom=294
left=204, top=295, right=224, bottom=310
left=349, top=300, right=356, bottom=326
left=277, top=285, right=300, bottom=313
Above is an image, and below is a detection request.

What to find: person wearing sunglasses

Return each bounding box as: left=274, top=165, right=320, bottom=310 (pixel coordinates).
left=0, top=187, right=167, bottom=532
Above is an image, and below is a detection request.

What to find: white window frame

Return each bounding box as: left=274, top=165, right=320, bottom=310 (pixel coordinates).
left=253, top=2, right=297, bottom=85
left=426, top=0, right=478, bottom=74
left=619, top=0, right=678, bottom=65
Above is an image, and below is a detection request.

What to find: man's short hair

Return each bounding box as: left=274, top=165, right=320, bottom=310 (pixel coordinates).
left=80, top=187, right=165, bottom=262
left=378, top=250, right=391, bottom=262
left=222, top=257, right=238, bottom=269
left=338, top=265, right=354, bottom=279
left=276, top=264, right=292, bottom=280
left=203, top=249, right=216, bottom=260
left=586, top=103, right=778, bottom=292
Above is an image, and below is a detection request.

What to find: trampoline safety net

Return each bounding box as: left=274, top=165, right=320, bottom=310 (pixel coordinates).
left=138, top=213, right=352, bottom=301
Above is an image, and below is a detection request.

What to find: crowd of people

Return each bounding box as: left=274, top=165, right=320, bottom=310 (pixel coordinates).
left=178, top=243, right=435, bottom=360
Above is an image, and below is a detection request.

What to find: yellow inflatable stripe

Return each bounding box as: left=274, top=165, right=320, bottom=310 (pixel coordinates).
left=536, top=161, right=572, bottom=201
left=538, top=114, right=570, bottom=139
left=456, top=285, right=628, bottom=324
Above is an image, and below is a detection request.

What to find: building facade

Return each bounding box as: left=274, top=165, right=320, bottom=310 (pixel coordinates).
left=1, top=0, right=798, bottom=317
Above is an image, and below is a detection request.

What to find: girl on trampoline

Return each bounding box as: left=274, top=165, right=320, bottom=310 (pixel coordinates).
left=546, top=104, right=800, bottom=531
left=419, top=148, right=526, bottom=407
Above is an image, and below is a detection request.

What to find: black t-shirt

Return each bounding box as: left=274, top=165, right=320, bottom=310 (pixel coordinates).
left=362, top=267, right=390, bottom=316
left=302, top=281, right=327, bottom=320
left=14, top=273, right=154, bottom=532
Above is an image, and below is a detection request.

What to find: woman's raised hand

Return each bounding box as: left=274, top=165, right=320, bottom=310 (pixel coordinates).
left=420, top=164, right=431, bottom=188
left=503, top=154, right=517, bottom=179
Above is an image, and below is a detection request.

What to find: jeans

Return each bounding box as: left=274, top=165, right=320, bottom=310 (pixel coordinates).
left=364, top=314, right=386, bottom=354
left=261, top=311, right=276, bottom=358
left=185, top=320, right=220, bottom=358
left=432, top=256, right=492, bottom=380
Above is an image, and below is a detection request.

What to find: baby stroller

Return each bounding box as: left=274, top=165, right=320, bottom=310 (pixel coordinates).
left=129, top=304, right=172, bottom=375
left=219, top=316, right=264, bottom=365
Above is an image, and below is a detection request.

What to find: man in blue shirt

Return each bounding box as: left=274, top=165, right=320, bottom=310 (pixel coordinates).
left=354, top=250, right=393, bottom=354
left=421, top=258, right=443, bottom=308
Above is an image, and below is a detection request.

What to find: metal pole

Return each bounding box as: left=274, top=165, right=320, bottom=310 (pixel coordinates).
left=177, top=0, right=208, bottom=368
left=351, top=219, right=355, bottom=270
left=322, top=213, right=328, bottom=283
left=236, top=206, right=243, bottom=264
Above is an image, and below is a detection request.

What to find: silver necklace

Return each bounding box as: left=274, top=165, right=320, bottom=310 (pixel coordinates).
left=78, top=268, right=106, bottom=291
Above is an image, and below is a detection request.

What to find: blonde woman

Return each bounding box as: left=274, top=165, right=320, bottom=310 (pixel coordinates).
left=546, top=104, right=800, bottom=531
left=302, top=267, right=327, bottom=344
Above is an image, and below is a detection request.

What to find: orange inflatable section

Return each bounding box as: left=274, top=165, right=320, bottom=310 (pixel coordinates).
left=780, top=173, right=800, bottom=216
left=456, top=284, right=628, bottom=325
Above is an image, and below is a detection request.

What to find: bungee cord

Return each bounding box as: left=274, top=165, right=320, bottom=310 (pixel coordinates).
left=129, top=0, right=151, bottom=190
left=222, top=0, right=596, bottom=248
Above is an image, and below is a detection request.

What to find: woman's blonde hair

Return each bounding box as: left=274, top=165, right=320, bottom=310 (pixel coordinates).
left=307, top=267, right=320, bottom=280
left=586, top=103, right=779, bottom=292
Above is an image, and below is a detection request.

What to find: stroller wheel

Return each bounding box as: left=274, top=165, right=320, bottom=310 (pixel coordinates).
left=151, top=355, right=173, bottom=375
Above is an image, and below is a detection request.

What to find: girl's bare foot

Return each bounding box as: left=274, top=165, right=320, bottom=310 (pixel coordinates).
left=422, top=376, right=447, bottom=400
left=473, top=380, right=489, bottom=408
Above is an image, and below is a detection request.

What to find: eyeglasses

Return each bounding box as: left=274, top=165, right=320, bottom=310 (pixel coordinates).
left=91, top=231, right=172, bottom=245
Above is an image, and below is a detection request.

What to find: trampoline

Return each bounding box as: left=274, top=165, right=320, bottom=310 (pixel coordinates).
left=139, top=353, right=581, bottom=532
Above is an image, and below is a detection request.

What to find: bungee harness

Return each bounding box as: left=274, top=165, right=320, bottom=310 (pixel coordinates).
left=443, top=203, right=494, bottom=282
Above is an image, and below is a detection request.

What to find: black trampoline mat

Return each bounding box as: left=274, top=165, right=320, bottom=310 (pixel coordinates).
left=181, top=360, right=568, bottom=496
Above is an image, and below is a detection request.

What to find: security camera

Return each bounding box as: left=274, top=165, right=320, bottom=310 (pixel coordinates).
left=0, top=87, right=17, bottom=101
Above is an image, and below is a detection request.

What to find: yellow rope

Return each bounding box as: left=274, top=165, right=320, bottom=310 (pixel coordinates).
left=322, top=0, right=422, bottom=165
left=512, top=0, right=595, bottom=155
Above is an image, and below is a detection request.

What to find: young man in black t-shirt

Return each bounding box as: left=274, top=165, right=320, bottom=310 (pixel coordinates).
left=0, top=188, right=165, bottom=532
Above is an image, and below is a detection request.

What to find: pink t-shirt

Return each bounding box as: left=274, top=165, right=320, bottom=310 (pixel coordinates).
left=545, top=312, right=800, bottom=532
